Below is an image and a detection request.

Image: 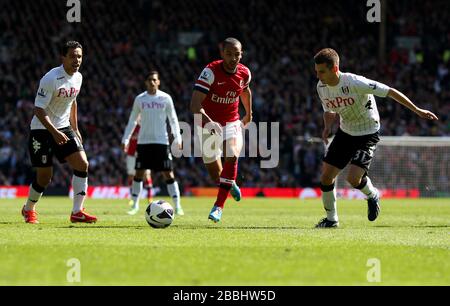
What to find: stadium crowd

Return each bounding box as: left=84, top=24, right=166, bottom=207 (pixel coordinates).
left=0, top=0, right=449, bottom=194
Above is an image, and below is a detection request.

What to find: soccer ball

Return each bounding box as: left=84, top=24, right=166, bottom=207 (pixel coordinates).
left=145, top=200, right=174, bottom=228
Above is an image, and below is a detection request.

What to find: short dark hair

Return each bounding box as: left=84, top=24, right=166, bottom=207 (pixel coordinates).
left=60, top=41, right=82, bottom=56
left=221, top=37, right=242, bottom=51
left=146, top=70, right=159, bottom=80
left=314, top=48, right=339, bottom=69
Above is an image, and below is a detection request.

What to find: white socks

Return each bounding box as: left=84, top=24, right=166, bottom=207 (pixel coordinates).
left=25, top=183, right=44, bottom=211
left=320, top=177, right=378, bottom=222
left=322, top=186, right=338, bottom=222
left=72, top=174, right=88, bottom=213
left=358, top=177, right=378, bottom=199
left=167, top=181, right=181, bottom=209
left=131, top=179, right=143, bottom=210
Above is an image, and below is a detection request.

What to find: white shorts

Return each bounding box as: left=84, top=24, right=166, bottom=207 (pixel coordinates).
left=126, top=155, right=136, bottom=176
left=195, top=120, right=243, bottom=164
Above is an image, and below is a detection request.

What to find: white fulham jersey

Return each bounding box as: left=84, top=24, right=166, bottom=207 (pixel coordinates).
left=122, top=90, right=182, bottom=146
left=317, top=72, right=391, bottom=136
left=31, top=65, right=82, bottom=130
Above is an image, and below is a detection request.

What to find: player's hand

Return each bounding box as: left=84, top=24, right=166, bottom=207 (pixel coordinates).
left=416, top=108, right=438, bottom=120
left=206, top=121, right=223, bottom=136
left=121, top=143, right=128, bottom=153
left=241, top=113, right=252, bottom=128
left=178, top=142, right=183, bottom=151
left=52, top=130, right=69, bottom=145
left=322, top=128, right=331, bottom=145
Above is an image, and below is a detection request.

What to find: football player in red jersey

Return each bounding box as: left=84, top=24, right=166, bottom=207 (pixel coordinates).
left=190, top=38, right=252, bottom=222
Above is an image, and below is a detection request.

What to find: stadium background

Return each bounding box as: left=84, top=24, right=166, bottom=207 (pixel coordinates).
left=0, top=0, right=449, bottom=195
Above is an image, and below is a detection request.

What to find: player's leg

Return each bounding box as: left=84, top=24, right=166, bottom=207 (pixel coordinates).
left=347, top=165, right=378, bottom=198
left=209, top=134, right=243, bottom=223
left=347, top=166, right=380, bottom=221
left=315, top=162, right=341, bottom=228
left=204, top=160, right=223, bottom=221
left=144, top=170, right=153, bottom=203
left=199, top=125, right=223, bottom=183
left=23, top=129, right=54, bottom=223
left=22, top=167, right=53, bottom=224
left=347, top=132, right=381, bottom=221
left=315, top=129, right=355, bottom=228
left=126, top=155, right=137, bottom=206
left=213, top=122, right=242, bottom=203
left=128, top=169, right=146, bottom=215
left=66, top=150, right=97, bottom=223
left=51, top=127, right=96, bottom=222
left=162, top=171, right=183, bottom=215
left=226, top=123, right=243, bottom=202
left=204, top=160, right=222, bottom=182
left=128, top=144, right=150, bottom=215
left=25, top=167, right=52, bottom=211
left=66, top=151, right=89, bottom=213
left=198, top=126, right=223, bottom=221
left=152, top=144, right=183, bottom=214
left=204, top=159, right=241, bottom=199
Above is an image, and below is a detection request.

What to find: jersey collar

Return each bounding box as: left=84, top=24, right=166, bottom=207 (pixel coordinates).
left=146, top=89, right=159, bottom=96
left=60, top=65, right=74, bottom=78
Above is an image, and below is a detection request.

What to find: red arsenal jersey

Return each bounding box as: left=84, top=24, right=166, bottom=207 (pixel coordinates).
left=194, top=60, right=251, bottom=126
left=126, top=125, right=140, bottom=156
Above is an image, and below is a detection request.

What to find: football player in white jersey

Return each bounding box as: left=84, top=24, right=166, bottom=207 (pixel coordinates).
left=23, top=41, right=97, bottom=224
left=121, top=71, right=184, bottom=216
left=313, top=48, right=438, bottom=228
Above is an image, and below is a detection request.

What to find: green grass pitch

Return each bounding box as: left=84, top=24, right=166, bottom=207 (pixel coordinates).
left=0, top=197, right=449, bottom=285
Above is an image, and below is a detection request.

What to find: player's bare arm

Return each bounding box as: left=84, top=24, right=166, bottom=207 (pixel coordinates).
left=122, top=124, right=139, bottom=153
left=190, top=90, right=222, bottom=135
left=240, top=86, right=252, bottom=127
left=164, top=96, right=183, bottom=151
left=70, top=101, right=82, bottom=143
left=387, top=88, right=438, bottom=121
left=322, top=112, right=337, bottom=144
left=189, top=90, right=213, bottom=123
left=122, top=100, right=141, bottom=152
left=34, top=106, right=69, bottom=145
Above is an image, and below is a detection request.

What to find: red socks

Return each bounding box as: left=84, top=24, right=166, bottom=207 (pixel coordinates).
left=145, top=176, right=153, bottom=201
left=214, top=161, right=237, bottom=208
